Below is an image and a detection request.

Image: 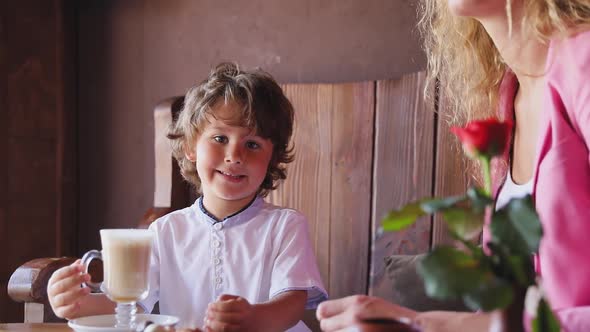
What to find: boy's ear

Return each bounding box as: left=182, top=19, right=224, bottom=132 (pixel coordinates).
left=184, top=142, right=196, bottom=162
left=185, top=150, right=196, bottom=162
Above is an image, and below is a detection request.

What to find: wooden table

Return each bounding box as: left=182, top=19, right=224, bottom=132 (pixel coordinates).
left=0, top=324, right=72, bottom=332
left=356, top=319, right=421, bottom=332
left=0, top=322, right=418, bottom=332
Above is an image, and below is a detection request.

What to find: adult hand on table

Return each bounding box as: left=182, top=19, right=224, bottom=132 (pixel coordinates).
left=316, top=295, right=418, bottom=332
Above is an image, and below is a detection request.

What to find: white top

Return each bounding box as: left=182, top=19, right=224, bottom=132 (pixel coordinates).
left=495, top=168, right=534, bottom=210
left=139, top=196, right=328, bottom=331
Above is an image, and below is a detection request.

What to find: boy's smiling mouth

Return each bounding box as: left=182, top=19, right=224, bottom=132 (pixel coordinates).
left=216, top=170, right=246, bottom=181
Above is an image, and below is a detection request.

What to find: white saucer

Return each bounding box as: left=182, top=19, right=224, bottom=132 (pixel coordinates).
left=68, top=313, right=179, bottom=332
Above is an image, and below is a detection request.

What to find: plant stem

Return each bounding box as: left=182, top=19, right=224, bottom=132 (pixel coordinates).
left=499, top=286, right=527, bottom=332
left=450, top=229, right=479, bottom=255
left=481, top=156, right=492, bottom=196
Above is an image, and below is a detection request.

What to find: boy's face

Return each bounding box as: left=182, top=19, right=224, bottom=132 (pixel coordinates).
left=185, top=101, right=274, bottom=209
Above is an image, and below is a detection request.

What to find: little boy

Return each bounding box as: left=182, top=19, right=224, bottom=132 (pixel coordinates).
left=47, top=63, right=327, bottom=331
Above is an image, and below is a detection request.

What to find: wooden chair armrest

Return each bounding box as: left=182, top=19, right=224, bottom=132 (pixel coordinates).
left=7, top=257, right=77, bottom=303
left=8, top=257, right=104, bottom=323
left=138, top=207, right=174, bottom=229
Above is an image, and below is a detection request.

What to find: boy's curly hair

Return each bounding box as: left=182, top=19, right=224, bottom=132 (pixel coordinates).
left=168, top=62, right=294, bottom=197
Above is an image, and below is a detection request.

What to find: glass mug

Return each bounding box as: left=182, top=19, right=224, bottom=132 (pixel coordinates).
left=82, top=229, right=153, bottom=329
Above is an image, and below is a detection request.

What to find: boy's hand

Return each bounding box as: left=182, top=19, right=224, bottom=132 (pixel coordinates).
left=204, top=294, right=255, bottom=332
left=47, top=259, right=92, bottom=319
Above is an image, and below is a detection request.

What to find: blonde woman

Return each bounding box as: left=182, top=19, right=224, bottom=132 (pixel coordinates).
left=316, top=1, right=590, bottom=331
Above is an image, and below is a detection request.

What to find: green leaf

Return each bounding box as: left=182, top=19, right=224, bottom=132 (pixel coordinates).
left=490, top=209, right=532, bottom=256
left=491, top=195, right=543, bottom=256
left=417, top=247, right=489, bottom=300
left=487, top=242, right=536, bottom=287
left=532, top=298, right=561, bottom=332
left=462, top=277, right=513, bottom=311
left=506, top=195, right=543, bottom=253
left=442, top=207, right=484, bottom=241
left=504, top=254, right=535, bottom=287
left=420, top=195, right=466, bottom=214
left=466, top=186, right=494, bottom=210
left=381, top=202, right=425, bottom=231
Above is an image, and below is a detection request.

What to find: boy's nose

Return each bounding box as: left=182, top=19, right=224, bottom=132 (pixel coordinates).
left=225, top=145, right=243, bottom=164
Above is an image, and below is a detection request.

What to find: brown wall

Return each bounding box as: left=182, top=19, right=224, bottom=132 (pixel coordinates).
left=77, top=0, right=425, bottom=251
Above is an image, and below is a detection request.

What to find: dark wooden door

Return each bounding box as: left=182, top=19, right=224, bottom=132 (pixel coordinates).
left=0, top=0, right=77, bottom=322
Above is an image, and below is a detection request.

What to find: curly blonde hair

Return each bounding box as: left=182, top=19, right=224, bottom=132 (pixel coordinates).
left=418, top=0, right=590, bottom=123
left=168, top=62, right=294, bottom=197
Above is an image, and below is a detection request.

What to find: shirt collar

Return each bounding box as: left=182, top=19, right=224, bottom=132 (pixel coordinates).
left=195, top=195, right=262, bottom=226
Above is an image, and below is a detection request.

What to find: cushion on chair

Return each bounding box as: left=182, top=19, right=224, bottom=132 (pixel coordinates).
left=384, top=254, right=470, bottom=312
left=8, top=257, right=77, bottom=303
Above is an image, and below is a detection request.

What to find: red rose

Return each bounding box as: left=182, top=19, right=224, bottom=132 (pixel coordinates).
left=450, top=118, right=513, bottom=158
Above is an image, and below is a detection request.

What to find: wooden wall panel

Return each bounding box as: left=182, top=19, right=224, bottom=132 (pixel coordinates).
left=368, top=72, right=435, bottom=297
left=328, top=83, right=374, bottom=298
left=268, top=84, right=332, bottom=291
left=432, top=91, right=472, bottom=246
left=268, top=82, right=374, bottom=300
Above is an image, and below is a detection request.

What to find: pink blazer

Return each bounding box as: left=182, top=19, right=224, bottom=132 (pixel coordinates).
left=484, top=30, right=590, bottom=331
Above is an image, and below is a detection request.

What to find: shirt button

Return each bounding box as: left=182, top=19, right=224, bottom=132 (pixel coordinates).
left=214, top=258, right=221, bottom=265
left=212, top=240, right=221, bottom=248
left=214, top=223, right=223, bottom=230
left=215, top=277, right=222, bottom=284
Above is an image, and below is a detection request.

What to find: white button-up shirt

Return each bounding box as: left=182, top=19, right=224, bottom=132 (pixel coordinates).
left=139, top=196, right=328, bottom=330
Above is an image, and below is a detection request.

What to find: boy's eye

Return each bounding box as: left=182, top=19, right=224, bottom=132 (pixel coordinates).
left=246, top=141, right=260, bottom=149
left=213, top=135, right=228, bottom=143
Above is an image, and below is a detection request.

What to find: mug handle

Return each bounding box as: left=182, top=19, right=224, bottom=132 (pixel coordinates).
left=81, top=250, right=103, bottom=292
